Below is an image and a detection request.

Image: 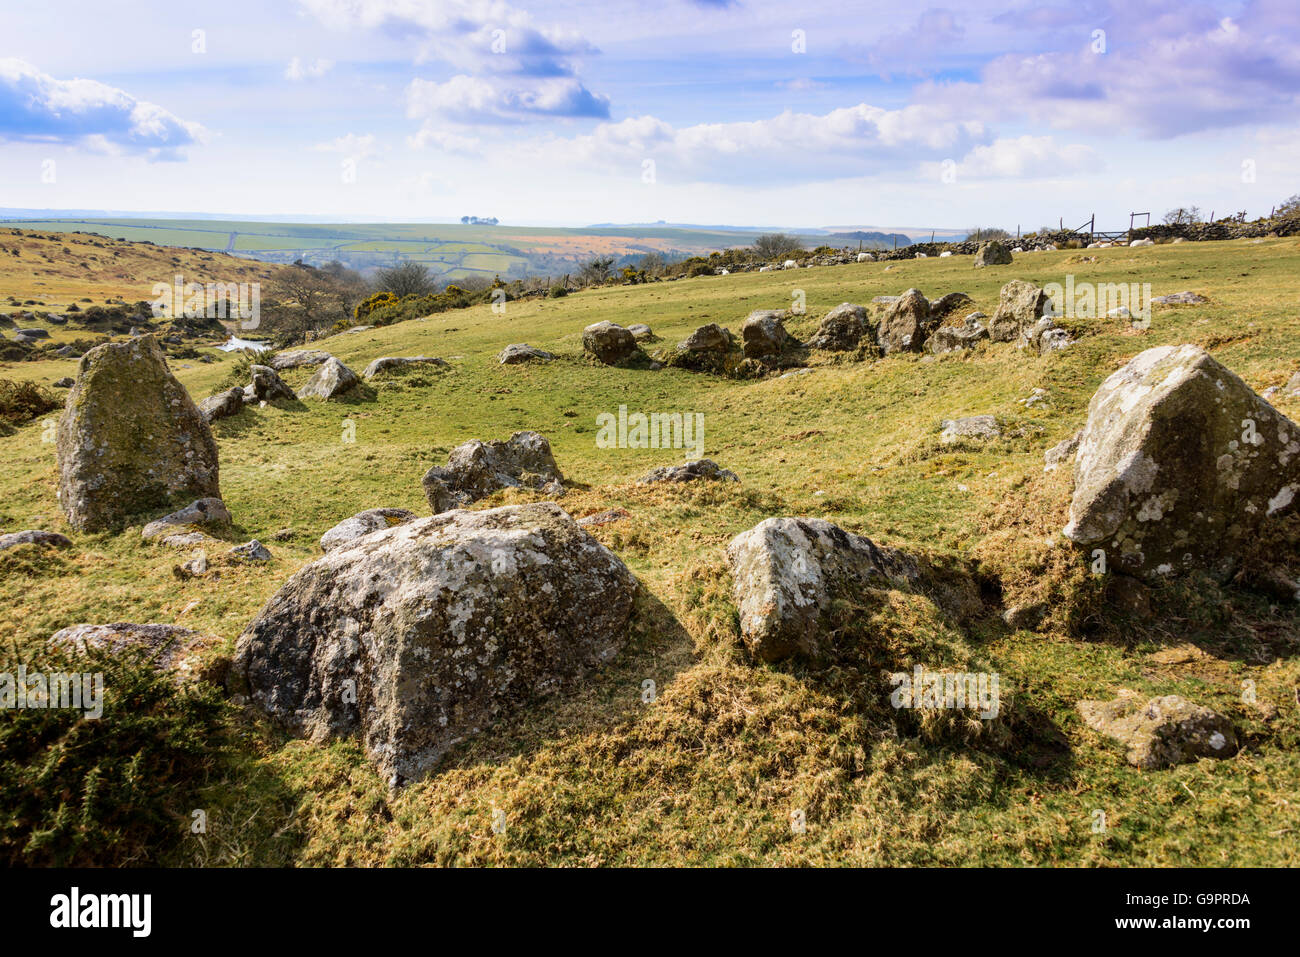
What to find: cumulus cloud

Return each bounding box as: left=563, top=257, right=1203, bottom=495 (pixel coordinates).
left=312, top=132, right=379, bottom=159
left=522, top=103, right=987, bottom=184
left=923, top=135, right=1101, bottom=179
left=0, top=58, right=203, bottom=158
left=285, top=57, right=335, bottom=81
left=298, top=0, right=608, bottom=124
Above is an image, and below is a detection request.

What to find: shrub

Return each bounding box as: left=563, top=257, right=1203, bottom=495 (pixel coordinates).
left=0, top=642, right=232, bottom=866
left=0, top=378, right=60, bottom=429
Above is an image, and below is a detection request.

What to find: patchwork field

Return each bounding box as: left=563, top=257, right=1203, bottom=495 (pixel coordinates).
left=3, top=237, right=1299, bottom=866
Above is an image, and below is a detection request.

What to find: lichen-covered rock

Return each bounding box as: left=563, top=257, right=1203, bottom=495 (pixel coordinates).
left=809, top=303, right=868, bottom=351
left=248, top=364, right=296, bottom=402
left=877, top=289, right=932, bottom=354
left=627, top=323, right=656, bottom=342
left=498, top=343, right=555, bottom=364
left=583, top=321, right=640, bottom=365
left=299, top=357, right=360, bottom=399
left=230, top=540, right=271, bottom=562
left=678, top=323, right=733, bottom=355
left=422, top=430, right=564, bottom=513
left=928, top=314, right=988, bottom=354
left=1044, top=431, right=1082, bottom=472
left=1077, top=691, right=1237, bottom=769
left=0, top=529, right=72, bottom=552
left=269, top=349, right=332, bottom=370
left=928, top=292, right=974, bottom=318
left=940, top=415, right=1002, bottom=444
left=141, top=497, right=232, bottom=540
left=1063, top=344, right=1300, bottom=580
left=362, top=356, right=450, bottom=379
left=200, top=387, right=245, bottom=423
left=1019, top=316, right=1073, bottom=354
left=319, top=507, right=417, bottom=552
left=988, top=280, right=1053, bottom=342
left=740, top=310, right=789, bottom=359
left=230, top=502, right=639, bottom=786
left=726, top=517, right=919, bottom=661
left=56, top=336, right=220, bottom=532
left=973, top=241, right=1013, bottom=267
left=637, top=459, right=739, bottom=484
left=1152, top=291, right=1207, bottom=305
left=49, top=622, right=227, bottom=685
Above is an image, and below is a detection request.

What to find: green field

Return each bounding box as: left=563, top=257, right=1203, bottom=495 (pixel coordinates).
left=3, top=237, right=1299, bottom=866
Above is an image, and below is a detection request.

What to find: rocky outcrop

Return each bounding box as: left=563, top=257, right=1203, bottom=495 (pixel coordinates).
left=1077, top=691, right=1237, bottom=769
left=230, top=502, right=639, bottom=786
left=877, top=289, right=933, bottom=354
left=247, top=364, right=296, bottom=402
left=299, top=357, right=360, bottom=399
left=422, top=430, right=564, bottom=513
left=56, top=336, right=220, bottom=532
left=726, top=517, right=920, bottom=661
left=740, top=310, right=790, bottom=359
left=1063, top=344, right=1300, bottom=580
left=928, top=314, right=988, bottom=354
left=319, top=507, right=417, bottom=552
left=637, top=459, right=739, bottom=484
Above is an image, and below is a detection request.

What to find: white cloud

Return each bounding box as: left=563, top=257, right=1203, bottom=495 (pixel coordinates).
left=0, top=57, right=204, bottom=158
left=285, top=57, right=335, bottom=81
left=928, top=135, right=1101, bottom=180
left=312, top=132, right=378, bottom=159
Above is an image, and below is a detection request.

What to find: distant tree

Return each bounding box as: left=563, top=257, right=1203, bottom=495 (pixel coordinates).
left=752, top=233, right=803, bottom=260
left=1276, top=195, right=1300, bottom=219
left=376, top=261, right=435, bottom=298
left=263, top=263, right=355, bottom=343
left=1162, top=206, right=1202, bottom=226
left=964, top=227, right=1012, bottom=242
left=461, top=216, right=471, bottom=225
left=580, top=256, right=615, bottom=284
left=637, top=250, right=667, bottom=276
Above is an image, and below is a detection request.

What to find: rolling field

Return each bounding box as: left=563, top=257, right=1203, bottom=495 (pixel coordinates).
left=2, top=237, right=1299, bottom=866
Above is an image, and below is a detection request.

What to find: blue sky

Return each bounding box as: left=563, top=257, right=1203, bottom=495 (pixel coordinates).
left=1, top=0, right=1297, bottom=230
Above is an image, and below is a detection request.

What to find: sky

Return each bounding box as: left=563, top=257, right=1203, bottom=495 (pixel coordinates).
left=0, top=0, right=1297, bottom=230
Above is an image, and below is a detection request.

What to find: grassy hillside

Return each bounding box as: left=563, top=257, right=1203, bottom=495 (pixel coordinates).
left=2, top=237, right=1298, bottom=866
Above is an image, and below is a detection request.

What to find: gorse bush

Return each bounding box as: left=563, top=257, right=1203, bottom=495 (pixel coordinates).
left=0, top=642, right=232, bottom=866
left=0, top=378, right=59, bottom=430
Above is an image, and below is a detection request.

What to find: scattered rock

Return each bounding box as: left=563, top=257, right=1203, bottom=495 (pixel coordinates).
left=929, top=292, right=974, bottom=318
left=0, top=529, right=72, bottom=552
left=637, top=459, right=739, bottom=484
left=878, top=288, right=932, bottom=354
left=49, top=622, right=226, bottom=685
left=988, top=280, right=1054, bottom=343
left=576, top=507, right=631, bottom=527
left=627, top=323, right=656, bottom=342
left=1044, top=431, right=1082, bottom=472
left=1077, top=691, right=1236, bottom=769
left=229, top=540, right=272, bottom=562
left=57, top=336, right=220, bottom=532
left=319, top=508, right=418, bottom=553
left=247, top=364, right=296, bottom=402
left=1019, top=316, right=1073, bottom=354
left=423, top=430, right=564, bottom=513
left=52, top=377, right=73, bottom=388
left=1151, top=291, right=1207, bottom=305
left=583, top=321, right=641, bottom=366
left=740, top=310, right=790, bottom=359
left=269, top=349, right=332, bottom=370
left=973, top=241, right=1013, bottom=267
left=498, top=343, right=555, bottom=364
left=362, top=356, right=450, bottom=379
left=677, top=323, right=733, bottom=356
left=299, top=357, right=360, bottom=399
left=941, top=415, right=1002, bottom=444
left=200, top=387, right=246, bottom=423
left=1063, top=344, right=1300, bottom=580
left=928, top=314, right=988, bottom=354
left=230, top=502, right=639, bottom=786
left=726, top=517, right=919, bottom=661
left=141, top=497, right=232, bottom=540
left=809, top=303, right=868, bottom=351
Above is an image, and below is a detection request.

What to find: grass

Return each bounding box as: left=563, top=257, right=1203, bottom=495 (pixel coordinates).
left=1, top=236, right=1299, bottom=865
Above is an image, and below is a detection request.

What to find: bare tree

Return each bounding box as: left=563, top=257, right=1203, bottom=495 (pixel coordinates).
left=580, top=256, right=615, bottom=284
left=1276, top=194, right=1300, bottom=218
left=752, top=233, right=803, bottom=259
left=376, top=261, right=435, bottom=298
left=263, top=263, right=354, bottom=343
left=1162, top=206, right=1202, bottom=225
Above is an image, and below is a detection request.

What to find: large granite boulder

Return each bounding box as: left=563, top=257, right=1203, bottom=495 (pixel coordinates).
left=740, top=310, right=789, bottom=359
left=809, top=303, right=868, bottom=351
left=319, top=507, right=417, bottom=552
left=1063, top=344, right=1300, bottom=580
left=973, top=241, right=1012, bottom=267
left=422, top=430, right=564, bottom=513
left=988, top=280, right=1053, bottom=343
left=299, top=357, right=360, bottom=399
left=582, top=321, right=640, bottom=366
left=726, top=517, right=920, bottom=662
left=56, top=336, right=220, bottom=532
left=877, top=289, right=933, bottom=354
left=230, top=503, right=639, bottom=786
